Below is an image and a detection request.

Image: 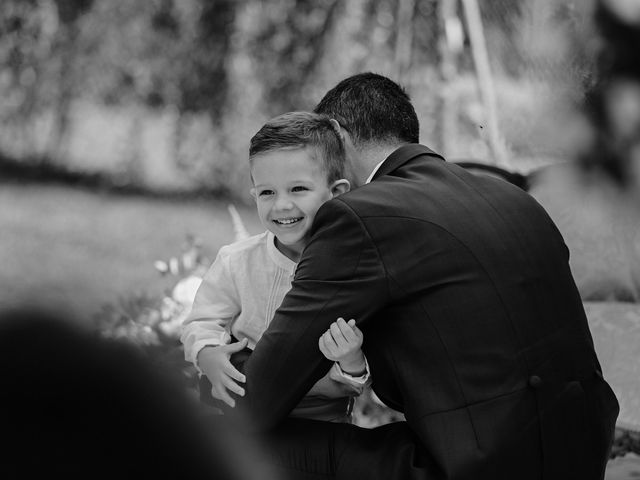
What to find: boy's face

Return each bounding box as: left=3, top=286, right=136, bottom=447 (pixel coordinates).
left=251, top=148, right=348, bottom=258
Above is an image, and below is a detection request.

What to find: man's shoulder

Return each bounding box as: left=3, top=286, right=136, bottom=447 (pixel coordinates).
left=307, top=188, right=394, bottom=241
left=333, top=180, right=400, bottom=217
left=316, top=188, right=379, bottom=218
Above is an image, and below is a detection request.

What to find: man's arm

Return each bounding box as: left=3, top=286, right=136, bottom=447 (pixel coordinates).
left=232, top=199, right=388, bottom=430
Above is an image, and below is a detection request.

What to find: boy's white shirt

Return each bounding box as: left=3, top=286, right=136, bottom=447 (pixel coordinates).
left=181, top=231, right=370, bottom=385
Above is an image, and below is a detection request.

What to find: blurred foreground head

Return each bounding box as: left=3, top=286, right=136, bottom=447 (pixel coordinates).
left=0, top=309, right=270, bottom=480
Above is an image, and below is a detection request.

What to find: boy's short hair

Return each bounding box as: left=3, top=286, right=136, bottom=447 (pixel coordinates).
left=249, top=111, right=346, bottom=184
left=314, top=72, right=419, bottom=147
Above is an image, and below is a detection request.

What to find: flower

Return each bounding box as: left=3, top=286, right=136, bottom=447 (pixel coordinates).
left=172, top=275, right=203, bottom=307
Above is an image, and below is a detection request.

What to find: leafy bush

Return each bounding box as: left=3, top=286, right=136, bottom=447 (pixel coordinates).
left=94, top=234, right=208, bottom=391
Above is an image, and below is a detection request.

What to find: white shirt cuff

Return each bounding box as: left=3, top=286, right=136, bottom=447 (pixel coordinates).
left=332, top=355, right=371, bottom=385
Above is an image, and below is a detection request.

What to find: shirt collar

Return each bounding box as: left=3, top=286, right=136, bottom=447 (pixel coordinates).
left=365, top=145, right=445, bottom=183
left=266, top=231, right=297, bottom=272
left=365, top=160, right=386, bottom=184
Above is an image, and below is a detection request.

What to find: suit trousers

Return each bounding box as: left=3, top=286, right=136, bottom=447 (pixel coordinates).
left=255, top=418, right=438, bottom=480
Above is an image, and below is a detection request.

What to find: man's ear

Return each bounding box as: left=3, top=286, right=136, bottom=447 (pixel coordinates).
left=329, top=119, right=344, bottom=141
left=330, top=179, right=351, bottom=197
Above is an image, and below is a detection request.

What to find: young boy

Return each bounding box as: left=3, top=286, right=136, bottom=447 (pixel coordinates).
left=181, top=112, right=370, bottom=423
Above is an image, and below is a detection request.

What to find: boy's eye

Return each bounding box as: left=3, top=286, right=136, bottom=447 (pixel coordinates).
left=291, top=186, right=309, bottom=193
left=258, top=189, right=274, bottom=196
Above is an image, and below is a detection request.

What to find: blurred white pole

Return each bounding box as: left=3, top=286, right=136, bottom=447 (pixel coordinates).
left=395, top=0, right=415, bottom=84
left=461, top=0, right=511, bottom=169
left=227, top=204, right=250, bottom=242
left=438, top=0, right=462, bottom=157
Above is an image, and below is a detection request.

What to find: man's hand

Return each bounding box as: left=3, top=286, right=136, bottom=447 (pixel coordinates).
left=319, top=318, right=366, bottom=376
left=197, top=338, right=248, bottom=407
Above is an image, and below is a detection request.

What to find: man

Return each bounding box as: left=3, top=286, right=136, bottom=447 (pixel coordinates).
left=232, top=73, right=619, bottom=479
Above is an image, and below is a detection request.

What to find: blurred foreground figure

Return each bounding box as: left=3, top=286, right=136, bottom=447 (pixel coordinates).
left=0, top=309, right=274, bottom=480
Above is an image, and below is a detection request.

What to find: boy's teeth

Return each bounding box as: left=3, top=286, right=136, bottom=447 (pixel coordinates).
left=274, top=218, right=301, bottom=225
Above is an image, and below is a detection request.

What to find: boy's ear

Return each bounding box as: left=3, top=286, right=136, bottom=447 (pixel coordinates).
left=249, top=187, right=257, bottom=202
left=330, top=179, right=351, bottom=197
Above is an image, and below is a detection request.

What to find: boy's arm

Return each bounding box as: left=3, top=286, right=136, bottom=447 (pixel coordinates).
left=231, top=200, right=388, bottom=429
left=180, top=249, right=240, bottom=372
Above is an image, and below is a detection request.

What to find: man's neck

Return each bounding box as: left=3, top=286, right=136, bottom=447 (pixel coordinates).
left=357, top=143, right=404, bottom=185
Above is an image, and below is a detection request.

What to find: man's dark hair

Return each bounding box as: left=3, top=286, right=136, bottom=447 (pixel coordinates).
left=249, top=111, right=346, bottom=184
left=314, top=72, right=419, bottom=146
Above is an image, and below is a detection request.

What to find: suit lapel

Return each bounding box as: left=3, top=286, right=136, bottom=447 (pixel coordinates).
left=371, top=144, right=445, bottom=182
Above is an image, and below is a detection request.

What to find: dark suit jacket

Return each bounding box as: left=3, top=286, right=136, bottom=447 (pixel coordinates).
left=233, top=144, right=619, bottom=479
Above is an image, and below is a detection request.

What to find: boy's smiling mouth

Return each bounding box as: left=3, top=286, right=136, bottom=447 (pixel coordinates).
left=273, top=217, right=303, bottom=226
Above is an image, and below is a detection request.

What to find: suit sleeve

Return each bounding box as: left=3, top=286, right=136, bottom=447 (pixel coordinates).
left=232, top=199, right=388, bottom=430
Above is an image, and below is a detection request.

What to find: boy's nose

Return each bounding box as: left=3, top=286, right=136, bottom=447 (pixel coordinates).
left=274, top=195, right=294, bottom=210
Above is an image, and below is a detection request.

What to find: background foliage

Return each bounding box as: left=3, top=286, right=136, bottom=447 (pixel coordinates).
left=0, top=0, right=600, bottom=200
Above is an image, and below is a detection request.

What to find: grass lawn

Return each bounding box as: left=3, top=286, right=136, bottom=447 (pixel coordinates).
left=0, top=180, right=262, bottom=323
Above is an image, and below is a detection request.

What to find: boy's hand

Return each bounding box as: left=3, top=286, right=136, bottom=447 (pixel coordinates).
left=319, top=318, right=366, bottom=376
left=197, top=338, right=248, bottom=407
